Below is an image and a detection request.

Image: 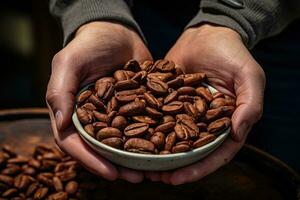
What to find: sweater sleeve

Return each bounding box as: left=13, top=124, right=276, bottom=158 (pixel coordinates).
left=49, top=0, right=144, bottom=46
left=186, top=0, right=300, bottom=48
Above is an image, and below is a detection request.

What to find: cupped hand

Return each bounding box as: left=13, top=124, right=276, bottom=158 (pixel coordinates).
left=146, top=24, right=265, bottom=185
left=46, top=21, right=152, bottom=183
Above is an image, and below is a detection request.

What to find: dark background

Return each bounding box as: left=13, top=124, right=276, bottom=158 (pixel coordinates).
left=0, top=1, right=299, bottom=172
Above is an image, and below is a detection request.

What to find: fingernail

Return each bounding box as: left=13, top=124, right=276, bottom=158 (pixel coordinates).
left=236, top=122, right=251, bottom=141
left=55, top=110, right=63, bottom=130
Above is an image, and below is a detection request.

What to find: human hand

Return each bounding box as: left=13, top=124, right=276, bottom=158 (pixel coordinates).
left=146, top=24, right=265, bottom=185
left=46, top=21, right=151, bottom=183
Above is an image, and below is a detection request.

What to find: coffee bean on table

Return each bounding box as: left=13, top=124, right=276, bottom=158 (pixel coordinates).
left=75, top=59, right=236, bottom=154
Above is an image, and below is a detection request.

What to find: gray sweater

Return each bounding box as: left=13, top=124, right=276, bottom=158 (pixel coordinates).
left=49, top=0, right=300, bottom=48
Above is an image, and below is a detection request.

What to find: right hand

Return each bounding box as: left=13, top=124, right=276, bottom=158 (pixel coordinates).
left=46, top=21, right=152, bottom=182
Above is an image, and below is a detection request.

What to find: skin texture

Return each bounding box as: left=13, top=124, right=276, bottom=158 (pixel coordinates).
left=46, top=21, right=152, bottom=183
left=145, top=24, right=265, bottom=185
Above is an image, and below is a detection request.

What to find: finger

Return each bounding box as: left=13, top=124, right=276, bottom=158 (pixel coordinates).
left=169, top=137, right=244, bottom=185
left=118, top=166, right=144, bottom=183
left=231, top=62, right=265, bottom=141
left=161, top=172, right=172, bottom=184
left=48, top=108, right=118, bottom=180
left=145, top=172, right=161, bottom=182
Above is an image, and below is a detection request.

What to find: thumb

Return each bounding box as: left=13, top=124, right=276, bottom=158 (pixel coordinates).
left=46, top=52, right=80, bottom=131
left=231, top=63, right=265, bottom=141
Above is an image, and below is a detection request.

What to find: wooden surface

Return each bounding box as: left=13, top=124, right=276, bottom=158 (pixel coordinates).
left=0, top=108, right=299, bottom=200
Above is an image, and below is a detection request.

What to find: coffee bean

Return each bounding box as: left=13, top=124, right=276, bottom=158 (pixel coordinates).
left=0, top=174, right=14, bottom=186
left=124, top=138, right=155, bottom=154
left=144, top=92, right=162, bottom=109
left=132, top=116, right=157, bottom=125
left=96, top=127, right=122, bottom=141
left=77, top=90, right=92, bottom=105
left=111, top=116, right=128, bottom=130
left=2, top=188, right=18, bottom=198
left=118, top=100, right=145, bottom=116
left=76, top=59, right=235, bottom=154
left=34, top=187, right=49, bottom=199
left=193, top=134, right=216, bottom=148
left=150, top=132, right=165, bottom=150
left=53, top=176, right=63, bottom=192
left=208, top=117, right=231, bottom=135
left=164, top=91, right=178, bottom=104
left=65, top=181, right=78, bottom=195
left=101, top=137, right=124, bottom=149
left=48, top=192, right=68, bottom=200
left=162, top=101, right=183, bottom=115
left=155, top=122, right=176, bottom=133
left=124, top=123, right=149, bottom=137
left=147, top=78, right=168, bottom=95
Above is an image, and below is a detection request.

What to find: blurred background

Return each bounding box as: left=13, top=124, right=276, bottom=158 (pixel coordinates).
left=0, top=1, right=299, bottom=172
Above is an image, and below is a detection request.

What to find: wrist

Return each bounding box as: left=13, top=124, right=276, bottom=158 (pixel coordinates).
left=185, top=23, right=242, bottom=43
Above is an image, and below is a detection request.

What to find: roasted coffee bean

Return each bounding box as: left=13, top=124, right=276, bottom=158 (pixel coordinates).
left=177, top=86, right=196, bottom=96
left=174, top=124, right=189, bottom=141
left=76, top=59, right=235, bottom=154
left=101, top=137, right=123, bottom=149
left=162, top=115, right=175, bottom=123
left=167, top=77, right=184, bottom=89
left=194, top=98, right=207, bottom=116
left=124, top=138, right=155, bottom=153
left=184, top=102, right=199, bottom=119
left=210, top=97, right=226, bottom=109
left=196, top=86, right=213, bottom=102
left=150, top=132, right=165, bottom=150
left=76, top=108, right=93, bottom=125
left=172, top=143, right=191, bottom=153
left=84, top=124, right=95, bottom=137
left=140, top=60, right=154, bottom=72
left=65, top=181, right=78, bottom=195
left=162, top=101, right=183, bottom=115
left=2, top=188, right=18, bottom=198
left=76, top=90, right=92, bottom=105
left=22, top=166, right=36, bottom=176
left=14, top=174, right=32, bottom=190
left=124, top=59, right=141, bottom=72
left=132, top=116, right=157, bottom=125
left=48, top=192, right=68, bottom=200
left=144, top=92, right=162, bottom=109
left=92, top=122, right=108, bottom=132
left=208, top=117, right=231, bottom=135
left=26, top=182, right=39, bottom=196
left=154, top=59, right=175, bottom=72
left=56, top=171, right=76, bottom=182
left=159, top=150, right=171, bottom=155
left=96, top=127, right=122, bottom=141
left=147, top=78, right=168, bottom=95
left=87, top=94, right=105, bottom=110
left=124, top=123, right=149, bottom=137
left=147, top=72, right=173, bottom=82
left=178, top=95, right=195, bottom=103
left=155, top=122, right=176, bottom=133
left=0, top=174, right=14, bottom=186
left=164, top=91, right=178, bottom=104
left=37, top=173, right=53, bottom=187
left=96, top=81, right=114, bottom=101
left=164, top=132, right=176, bottom=151
left=145, top=107, right=163, bottom=118
left=53, top=176, right=63, bottom=192
left=183, top=73, right=206, bottom=86
left=118, top=100, right=145, bottom=116
left=115, top=79, right=139, bottom=91
left=114, top=70, right=130, bottom=81
left=193, top=134, right=216, bottom=148
left=1, top=165, right=21, bottom=175
left=34, top=187, right=48, bottom=199
left=111, top=116, right=127, bottom=130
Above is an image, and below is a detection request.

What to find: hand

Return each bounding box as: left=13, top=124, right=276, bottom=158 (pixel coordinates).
left=46, top=21, right=151, bottom=183
left=145, top=24, right=265, bottom=185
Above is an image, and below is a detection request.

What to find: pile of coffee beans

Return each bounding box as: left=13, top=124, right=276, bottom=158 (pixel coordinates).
left=0, top=144, right=80, bottom=199
left=76, top=59, right=235, bottom=154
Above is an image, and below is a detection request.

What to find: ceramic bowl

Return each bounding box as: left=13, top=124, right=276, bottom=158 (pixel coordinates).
left=72, top=84, right=230, bottom=171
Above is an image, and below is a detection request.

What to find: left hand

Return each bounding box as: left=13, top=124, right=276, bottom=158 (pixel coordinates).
left=145, top=24, right=266, bottom=185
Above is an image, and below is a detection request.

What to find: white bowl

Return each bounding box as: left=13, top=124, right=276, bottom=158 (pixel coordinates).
left=72, top=84, right=230, bottom=171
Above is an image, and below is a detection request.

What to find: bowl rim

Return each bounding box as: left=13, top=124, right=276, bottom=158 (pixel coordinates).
left=72, top=83, right=230, bottom=159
